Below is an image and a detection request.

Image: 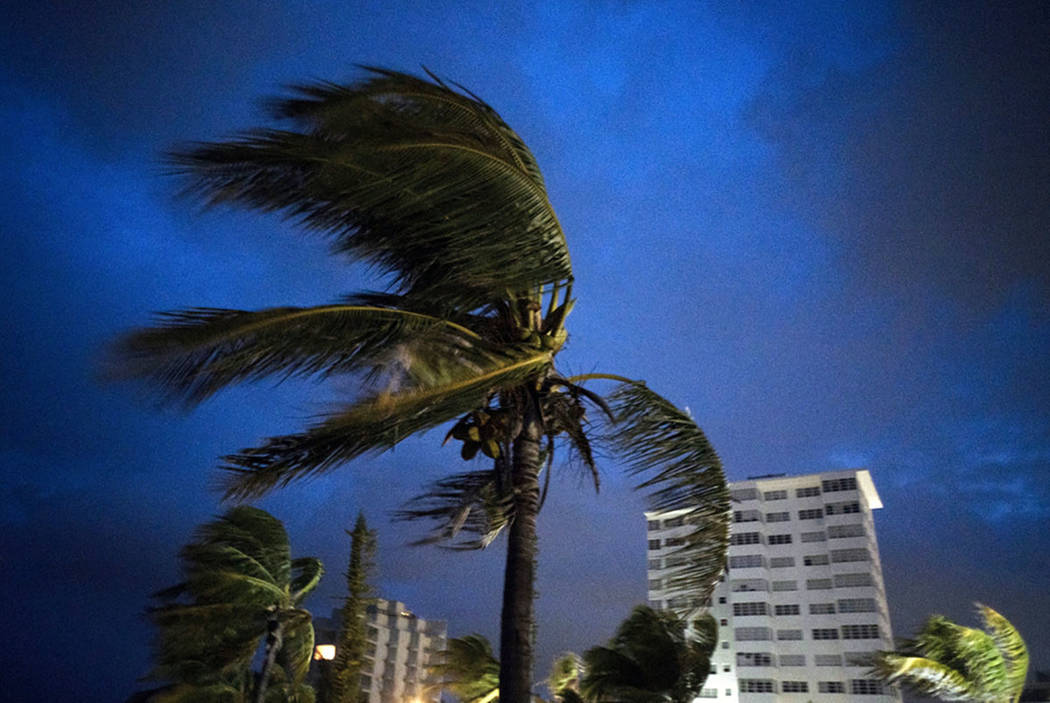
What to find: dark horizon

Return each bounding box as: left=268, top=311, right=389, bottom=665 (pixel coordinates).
left=2, top=1, right=1048, bottom=701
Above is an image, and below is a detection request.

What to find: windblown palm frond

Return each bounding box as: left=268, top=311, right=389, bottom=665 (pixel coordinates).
left=221, top=349, right=552, bottom=499
left=602, top=382, right=729, bottom=605
left=581, top=606, right=716, bottom=703
left=429, top=634, right=500, bottom=703
left=108, top=304, right=489, bottom=405
left=396, top=469, right=514, bottom=549
left=170, top=68, right=572, bottom=312
left=871, top=604, right=1028, bottom=703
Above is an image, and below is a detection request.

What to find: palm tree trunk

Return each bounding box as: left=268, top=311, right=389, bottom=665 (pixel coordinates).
left=499, top=394, right=543, bottom=703
left=254, top=616, right=284, bottom=703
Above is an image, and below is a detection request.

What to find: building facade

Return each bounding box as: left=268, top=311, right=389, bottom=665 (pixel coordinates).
left=314, top=598, right=447, bottom=703
left=646, top=470, right=899, bottom=702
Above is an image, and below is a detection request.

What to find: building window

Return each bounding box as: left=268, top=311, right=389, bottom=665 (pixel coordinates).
left=718, top=596, right=727, bottom=604
left=798, top=508, right=824, bottom=520
left=774, top=604, right=800, bottom=616
left=804, top=554, right=830, bottom=566
left=735, top=627, right=773, bottom=641
left=723, top=665, right=731, bottom=673
left=845, top=652, right=873, bottom=667
left=734, top=509, right=761, bottom=522
left=831, top=548, right=870, bottom=563
left=664, top=537, right=686, bottom=547
left=733, top=601, right=769, bottom=617
left=647, top=520, right=661, bottom=530
left=815, top=654, right=843, bottom=666
left=834, top=572, right=874, bottom=588
left=739, top=680, right=775, bottom=693
left=810, top=603, right=836, bottom=614
left=771, top=580, right=798, bottom=591
left=721, top=641, right=730, bottom=649
left=729, top=554, right=764, bottom=569
left=763, top=489, right=788, bottom=501
left=767, top=534, right=793, bottom=545
left=730, top=531, right=762, bottom=545
left=647, top=558, right=661, bottom=569
left=664, top=516, right=684, bottom=528
left=812, top=628, right=840, bottom=640
left=827, top=523, right=866, bottom=538
left=648, top=578, right=662, bottom=590
left=698, top=689, right=718, bottom=699
left=732, top=579, right=769, bottom=593
left=737, top=652, right=773, bottom=667
left=842, top=624, right=881, bottom=639
left=838, top=598, right=878, bottom=613
left=825, top=501, right=861, bottom=515
left=731, top=488, right=758, bottom=501
left=796, top=486, right=821, bottom=497
left=819, top=681, right=846, bottom=693
left=769, top=556, right=795, bottom=568
left=648, top=539, right=661, bottom=550
left=801, top=530, right=826, bottom=542
left=765, top=511, right=790, bottom=522
left=776, top=629, right=803, bottom=640
left=822, top=477, right=858, bottom=492
left=806, top=578, right=833, bottom=590
left=850, top=679, right=886, bottom=695
left=782, top=681, right=808, bottom=693
left=779, top=654, right=805, bottom=666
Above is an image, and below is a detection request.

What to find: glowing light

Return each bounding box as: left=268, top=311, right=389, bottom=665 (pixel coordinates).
left=314, top=644, right=337, bottom=661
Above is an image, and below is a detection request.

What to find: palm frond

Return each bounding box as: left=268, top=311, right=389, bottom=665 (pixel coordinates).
left=221, top=350, right=552, bottom=499
left=396, top=468, right=513, bottom=549
left=278, top=614, right=316, bottom=684
left=602, top=382, right=729, bottom=604
left=170, top=68, right=572, bottom=310
left=289, top=557, right=324, bottom=604
left=871, top=653, right=974, bottom=700
left=978, top=604, right=1029, bottom=698
left=107, top=304, right=486, bottom=405
left=429, top=634, right=500, bottom=703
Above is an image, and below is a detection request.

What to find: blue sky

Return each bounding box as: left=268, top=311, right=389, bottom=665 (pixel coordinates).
left=2, top=1, right=1048, bottom=700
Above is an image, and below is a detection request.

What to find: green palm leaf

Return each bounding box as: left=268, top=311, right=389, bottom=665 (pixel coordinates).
left=429, top=634, right=500, bottom=703
left=396, top=469, right=514, bottom=549
left=108, top=304, right=487, bottom=405
left=221, top=350, right=552, bottom=499
left=602, top=382, right=729, bottom=604
left=170, top=68, right=571, bottom=310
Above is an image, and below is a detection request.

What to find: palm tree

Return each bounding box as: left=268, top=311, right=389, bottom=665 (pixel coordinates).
left=429, top=634, right=501, bottom=703
left=871, top=604, right=1029, bottom=703
left=580, top=606, right=718, bottom=703
left=111, top=67, right=730, bottom=703
left=148, top=506, right=324, bottom=703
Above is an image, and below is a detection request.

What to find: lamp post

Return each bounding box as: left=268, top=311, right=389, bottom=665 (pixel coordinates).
left=314, top=644, right=337, bottom=703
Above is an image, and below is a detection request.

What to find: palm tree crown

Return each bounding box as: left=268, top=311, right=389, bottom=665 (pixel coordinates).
left=580, top=606, right=718, bottom=703
left=111, top=67, right=729, bottom=703
left=148, top=506, right=323, bottom=702
left=871, top=604, right=1029, bottom=703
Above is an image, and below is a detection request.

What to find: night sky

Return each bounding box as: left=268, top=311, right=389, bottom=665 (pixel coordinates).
left=2, top=2, right=1048, bottom=701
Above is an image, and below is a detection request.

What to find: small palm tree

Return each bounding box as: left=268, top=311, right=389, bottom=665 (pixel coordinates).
left=429, top=634, right=501, bottom=703
left=148, top=506, right=324, bottom=703
left=580, top=606, right=717, bottom=703
left=111, top=67, right=730, bottom=703
left=871, top=604, right=1029, bottom=703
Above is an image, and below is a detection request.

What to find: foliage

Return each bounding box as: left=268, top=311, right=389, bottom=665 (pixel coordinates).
left=329, top=513, right=377, bottom=703
left=110, top=67, right=730, bottom=703
left=580, top=606, right=717, bottom=703
left=871, top=604, right=1029, bottom=703
left=429, top=634, right=501, bottom=703
left=147, top=507, right=323, bottom=702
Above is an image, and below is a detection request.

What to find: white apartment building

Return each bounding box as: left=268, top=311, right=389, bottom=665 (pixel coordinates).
left=314, top=597, right=447, bottom=703
left=646, top=470, right=899, bottom=702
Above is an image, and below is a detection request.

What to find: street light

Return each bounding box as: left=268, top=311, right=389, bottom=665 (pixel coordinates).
left=314, top=644, right=337, bottom=661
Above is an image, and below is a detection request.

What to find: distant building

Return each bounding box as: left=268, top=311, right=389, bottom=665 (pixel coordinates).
left=646, top=469, right=899, bottom=702
left=314, top=598, right=447, bottom=703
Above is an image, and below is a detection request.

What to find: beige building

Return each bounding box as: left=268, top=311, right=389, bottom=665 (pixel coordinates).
left=314, top=598, right=447, bottom=703
left=646, top=469, right=899, bottom=702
